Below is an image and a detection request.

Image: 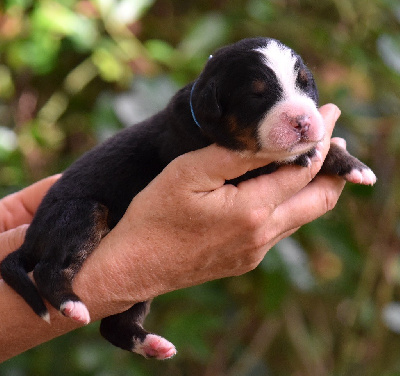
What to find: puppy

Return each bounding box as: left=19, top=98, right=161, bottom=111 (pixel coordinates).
left=0, top=37, right=376, bottom=359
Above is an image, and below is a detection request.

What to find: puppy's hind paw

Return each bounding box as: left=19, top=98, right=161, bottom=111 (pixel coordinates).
left=60, top=300, right=91, bottom=325
left=40, top=311, right=51, bottom=324
left=344, top=167, right=377, bottom=186
left=133, top=334, right=177, bottom=360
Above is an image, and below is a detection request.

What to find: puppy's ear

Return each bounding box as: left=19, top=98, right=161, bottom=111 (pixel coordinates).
left=195, top=80, right=222, bottom=124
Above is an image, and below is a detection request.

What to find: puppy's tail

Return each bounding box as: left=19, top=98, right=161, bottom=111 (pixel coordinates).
left=0, top=247, right=50, bottom=323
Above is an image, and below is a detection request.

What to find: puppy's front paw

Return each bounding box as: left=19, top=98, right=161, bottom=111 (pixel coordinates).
left=321, top=143, right=376, bottom=186
left=344, top=167, right=377, bottom=186
left=133, top=334, right=177, bottom=360
left=60, top=300, right=91, bottom=325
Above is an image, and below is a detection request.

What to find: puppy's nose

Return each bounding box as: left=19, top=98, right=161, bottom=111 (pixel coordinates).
left=294, top=114, right=311, bottom=134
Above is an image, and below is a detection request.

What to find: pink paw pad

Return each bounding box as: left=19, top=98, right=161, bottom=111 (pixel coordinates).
left=345, top=168, right=377, bottom=186
left=133, top=334, right=177, bottom=360
left=60, top=301, right=91, bottom=325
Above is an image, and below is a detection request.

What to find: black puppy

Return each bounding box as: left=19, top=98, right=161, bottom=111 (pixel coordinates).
left=0, top=37, right=376, bottom=359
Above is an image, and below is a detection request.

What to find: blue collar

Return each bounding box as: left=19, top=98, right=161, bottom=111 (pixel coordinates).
left=190, top=55, right=213, bottom=129
left=190, top=81, right=202, bottom=129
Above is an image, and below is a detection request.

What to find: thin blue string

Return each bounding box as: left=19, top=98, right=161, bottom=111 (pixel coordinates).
left=190, top=81, right=202, bottom=129
left=190, top=55, right=212, bottom=129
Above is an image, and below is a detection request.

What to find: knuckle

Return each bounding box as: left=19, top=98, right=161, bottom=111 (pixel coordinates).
left=244, top=249, right=266, bottom=271
left=163, top=158, right=196, bottom=191
left=166, top=156, right=188, bottom=180
left=231, top=256, right=262, bottom=277
left=239, top=207, right=265, bottom=232
left=323, top=186, right=340, bottom=212
left=233, top=207, right=273, bottom=249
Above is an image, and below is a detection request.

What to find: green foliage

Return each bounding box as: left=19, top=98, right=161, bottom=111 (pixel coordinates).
left=1, top=0, right=400, bottom=375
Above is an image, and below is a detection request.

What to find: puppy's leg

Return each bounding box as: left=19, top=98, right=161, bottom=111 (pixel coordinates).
left=100, top=301, right=177, bottom=360
left=33, top=200, right=109, bottom=324
left=0, top=242, right=49, bottom=322
left=320, top=142, right=376, bottom=185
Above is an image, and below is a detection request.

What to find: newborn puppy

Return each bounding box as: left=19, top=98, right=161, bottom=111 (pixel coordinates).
left=0, top=37, right=376, bottom=359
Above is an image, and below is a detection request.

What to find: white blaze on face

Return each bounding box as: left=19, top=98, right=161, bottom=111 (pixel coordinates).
left=255, top=40, right=324, bottom=161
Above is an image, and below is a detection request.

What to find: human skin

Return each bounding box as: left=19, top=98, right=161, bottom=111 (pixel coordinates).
left=0, top=104, right=344, bottom=362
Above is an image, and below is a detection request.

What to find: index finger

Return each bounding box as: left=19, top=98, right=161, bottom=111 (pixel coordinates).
left=0, top=174, right=61, bottom=232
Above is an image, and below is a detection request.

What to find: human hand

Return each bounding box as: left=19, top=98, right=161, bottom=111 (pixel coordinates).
left=0, top=175, right=60, bottom=260
left=75, top=103, right=345, bottom=317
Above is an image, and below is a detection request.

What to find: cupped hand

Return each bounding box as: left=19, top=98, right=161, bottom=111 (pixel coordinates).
left=76, top=104, right=345, bottom=315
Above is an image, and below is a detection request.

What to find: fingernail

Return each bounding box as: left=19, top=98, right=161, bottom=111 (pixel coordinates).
left=334, top=138, right=346, bottom=149
left=312, top=142, right=324, bottom=161
left=333, top=106, right=341, bottom=122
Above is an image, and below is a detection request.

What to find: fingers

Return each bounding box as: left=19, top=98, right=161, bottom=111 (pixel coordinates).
left=272, top=174, right=346, bottom=232
left=0, top=174, right=61, bottom=232
left=0, top=225, right=28, bottom=261
left=15, top=174, right=61, bottom=216
left=319, top=104, right=342, bottom=155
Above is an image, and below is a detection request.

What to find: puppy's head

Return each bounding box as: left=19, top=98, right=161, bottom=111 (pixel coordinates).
left=191, top=37, right=324, bottom=162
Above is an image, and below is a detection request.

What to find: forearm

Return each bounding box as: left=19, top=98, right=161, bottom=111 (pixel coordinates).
left=0, top=278, right=80, bottom=362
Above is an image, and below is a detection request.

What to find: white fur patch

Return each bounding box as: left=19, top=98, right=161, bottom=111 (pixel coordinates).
left=256, top=40, right=299, bottom=98
left=133, top=334, right=177, bottom=360
left=345, top=167, right=377, bottom=185
left=60, top=300, right=91, bottom=325
left=40, top=311, right=51, bottom=324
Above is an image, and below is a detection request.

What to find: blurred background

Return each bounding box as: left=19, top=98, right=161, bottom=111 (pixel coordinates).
left=0, top=0, right=400, bottom=375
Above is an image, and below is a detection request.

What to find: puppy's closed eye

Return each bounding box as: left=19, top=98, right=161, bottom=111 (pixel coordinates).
left=252, top=80, right=268, bottom=96
left=297, top=68, right=309, bottom=89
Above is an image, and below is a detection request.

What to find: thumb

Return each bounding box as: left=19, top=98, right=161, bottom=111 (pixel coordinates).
left=0, top=224, right=28, bottom=261
left=169, top=144, right=275, bottom=192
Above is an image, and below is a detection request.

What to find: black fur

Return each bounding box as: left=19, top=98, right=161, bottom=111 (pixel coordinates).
left=0, top=37, right=373, bottom=356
